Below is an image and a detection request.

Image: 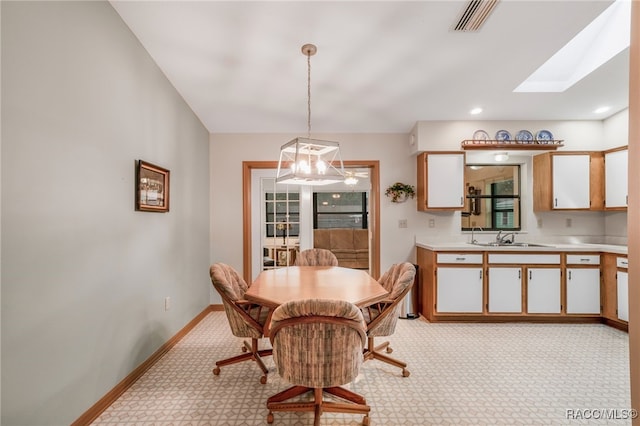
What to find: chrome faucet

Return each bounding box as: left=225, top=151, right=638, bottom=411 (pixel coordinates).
left=496, top=231, right=515, bottom=245
left=471, top=226, right=483, bottom=244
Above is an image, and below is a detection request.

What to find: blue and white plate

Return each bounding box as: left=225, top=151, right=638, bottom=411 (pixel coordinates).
left=536, top=130, right=554, bottom=142
left=516, top=130, right=534, bottom=143
left=472, top=129, right=490, bottom=141
left=495, top=130, right=512, bottom=141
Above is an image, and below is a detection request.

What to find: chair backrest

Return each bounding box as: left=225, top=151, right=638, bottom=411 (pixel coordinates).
left=210, top=263, right=263, bottom=339
left=367, top=262, right=416, bottom=337
left=269, top=299, right=367, bottom=388
left=294, top=248, right=339, bottom=266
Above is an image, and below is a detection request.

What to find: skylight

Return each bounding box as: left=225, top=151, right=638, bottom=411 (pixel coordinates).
left=514, top=0, right=630, bottom=93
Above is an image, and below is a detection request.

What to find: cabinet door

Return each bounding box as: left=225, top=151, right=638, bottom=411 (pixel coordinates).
left=527, top=268, right=561, bottom=313
left=566, top=268, right=601, bottom=314
left=488, top=267, right=522, bottom=313
left=605, top=149, right=628, bottom=208
left=552, top=155, right=590, bottom=209
left=436, top=267, right=483, bottom=313
left=617, top=270, right=629, bottom=322
left=426, top=153, right=464, bottom=209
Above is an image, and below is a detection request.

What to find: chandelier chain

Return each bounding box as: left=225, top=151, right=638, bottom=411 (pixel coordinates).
left=307, top=52, right=311, bottom=139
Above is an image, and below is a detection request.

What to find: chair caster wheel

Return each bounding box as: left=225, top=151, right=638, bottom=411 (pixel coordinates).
left=386, top=347, right=393, bottom=354
left=362, top=414, right=370, bottom=425
left=402, top=369, right=410, bottom=377
left=267, top=412, right=274, bottom=424
left=213, top=367, right=221, bottom=376
left=260, top=375, right=267, bottom=384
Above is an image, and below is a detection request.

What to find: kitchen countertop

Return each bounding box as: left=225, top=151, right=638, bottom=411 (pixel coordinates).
left=416, top=240, right=628, bottom=255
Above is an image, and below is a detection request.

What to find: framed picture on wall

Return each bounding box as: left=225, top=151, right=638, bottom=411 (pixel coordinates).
left=136, top=160, right=170, bottom=212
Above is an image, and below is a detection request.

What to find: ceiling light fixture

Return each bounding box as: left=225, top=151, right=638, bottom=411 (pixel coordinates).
left=494, top=152, right=509, bottom=162
left=470, top=107, right=483, bottom=115
left=344, top=172, right=359, bottom=186
left=594, top=106, right=611, bottom=114
left=276, top=44, right=344, bottom=186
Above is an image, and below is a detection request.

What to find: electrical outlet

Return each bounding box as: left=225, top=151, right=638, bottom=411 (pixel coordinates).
left=165, top=297, right=171, bottom=311
left=428, top=219, right=435, bottom=228
left=398, top=219, right=408, bottom=228
left=566, top=218, right=572, bottom=228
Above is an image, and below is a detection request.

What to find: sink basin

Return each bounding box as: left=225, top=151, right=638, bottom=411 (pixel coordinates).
left=469, top=242, right=549, bottom=248
left=469, top=242, right=502, bottom=247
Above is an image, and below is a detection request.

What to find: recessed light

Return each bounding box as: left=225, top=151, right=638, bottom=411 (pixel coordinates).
left=594, top=106, right=611, bottom=114
left=494, top=152, right=509, bottom=162
left=470, top=107, right=483, bottom=115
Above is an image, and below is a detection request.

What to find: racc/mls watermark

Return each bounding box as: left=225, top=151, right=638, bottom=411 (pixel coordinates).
left=566, top=408, right=638, bottom=420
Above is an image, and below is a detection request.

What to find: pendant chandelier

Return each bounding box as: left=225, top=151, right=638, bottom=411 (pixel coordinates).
left=276, top=44, right=345, bottom=186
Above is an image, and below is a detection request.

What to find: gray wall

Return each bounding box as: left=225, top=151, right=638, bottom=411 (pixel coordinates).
left=1, top=2, right=210, bottom=424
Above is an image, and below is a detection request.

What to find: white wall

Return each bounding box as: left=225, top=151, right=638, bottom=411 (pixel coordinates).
left=410, top=119, right=606, bottom=153
left=1, top=2, right=210, bottom=424
left=603, top=109, right=630, bottom=149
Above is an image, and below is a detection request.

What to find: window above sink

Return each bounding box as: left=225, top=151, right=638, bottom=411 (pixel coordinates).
left=461, top=164, right=521, bottom=232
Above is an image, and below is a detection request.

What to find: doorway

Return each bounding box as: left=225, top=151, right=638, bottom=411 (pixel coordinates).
left=242, top=161, right=380, bottom=282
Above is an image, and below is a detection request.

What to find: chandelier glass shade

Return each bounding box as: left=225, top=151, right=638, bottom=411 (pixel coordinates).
left=276, top=43, right=345, bottom=186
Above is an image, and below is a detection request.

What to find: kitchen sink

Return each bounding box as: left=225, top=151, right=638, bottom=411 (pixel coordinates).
left=507, top=242, right=549, bottom=247
left=469, top=242, right=549, bottom=248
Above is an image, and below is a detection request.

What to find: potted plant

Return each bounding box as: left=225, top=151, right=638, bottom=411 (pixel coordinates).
left=384, top=182, right=416, bottom=203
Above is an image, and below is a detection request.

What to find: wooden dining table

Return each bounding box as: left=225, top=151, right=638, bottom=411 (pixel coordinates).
left=245, top=266, right=388, bottom=309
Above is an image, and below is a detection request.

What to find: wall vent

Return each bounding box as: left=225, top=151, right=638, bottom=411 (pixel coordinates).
left=453, top=0, right=500, bottom=32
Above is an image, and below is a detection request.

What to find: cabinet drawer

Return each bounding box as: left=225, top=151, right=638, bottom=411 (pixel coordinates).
left=488, top=254, right=560, bottom=264
left=566, top=254, right=600, bottom=265
left=437, top=253, right=483, bottom=264
left=617, top=257, right=628, bottom=269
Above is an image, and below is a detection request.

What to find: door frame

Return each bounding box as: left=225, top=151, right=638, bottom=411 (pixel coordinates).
left=242, top=160, right=380, bottom=282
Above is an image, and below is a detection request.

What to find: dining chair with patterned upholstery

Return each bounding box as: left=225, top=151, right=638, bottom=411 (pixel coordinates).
left=209, top=263, right=272, bottom=384
left=294, top=248, right=339, bottom=266
left=362, top=262, right=416, bottom=377
left=266, top=299, right=371, bottom=426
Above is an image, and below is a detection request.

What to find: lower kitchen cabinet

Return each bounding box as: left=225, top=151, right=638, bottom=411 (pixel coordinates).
left=436, top=267, right=483, bottom=313
left=417, top=246, right=626, bottom=329
left=617, top=270, right=629, bottom=322
left=566, top=268, right=601, bottom=314
left=488, top=267, right=522, bottom=313
left=527, top=268, right=561, bottom=313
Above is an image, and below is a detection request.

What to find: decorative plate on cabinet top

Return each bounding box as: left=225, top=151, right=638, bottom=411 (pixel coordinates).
left=515, top=130, right=534, bottom=142
left=472, top=129, right=490, bottom=141
left=536, top=130, right=554, bottom=142
left=495, top=130, right=512, bottom=141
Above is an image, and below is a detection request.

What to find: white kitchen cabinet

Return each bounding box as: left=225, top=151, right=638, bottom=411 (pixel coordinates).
left=417, top=152, right=465, bottom=211
left=533, top=152, right=604, bottom=211
left=566, top=268, right=601, bottom=314
left=527, top=268, right=561, bottom=313
left=436, top=267, right=483, bottom=313
left=617, top=266, right=629, bottom=322
left=604, top=147, right=628, bottom=209
left=488, top=267, right=522, bottom=313
left=552, top=154, right=591, bottom=209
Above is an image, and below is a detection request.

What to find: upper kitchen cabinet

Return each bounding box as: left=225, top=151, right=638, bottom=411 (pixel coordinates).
left=604, top=146, right=628, bottom=210
left=533, top=152, right=604, bottom=211
left=417, top=152, right=465, bottom=211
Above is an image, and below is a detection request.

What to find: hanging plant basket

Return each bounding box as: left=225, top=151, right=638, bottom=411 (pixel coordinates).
left=385, top=182, right=416, bottom=203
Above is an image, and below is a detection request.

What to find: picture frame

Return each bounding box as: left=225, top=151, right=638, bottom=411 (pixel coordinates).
left=136, top=160, right=170, bottom=212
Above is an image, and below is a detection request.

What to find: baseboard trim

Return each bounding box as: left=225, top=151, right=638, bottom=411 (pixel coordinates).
left=71, top=305, right=216, bottom=426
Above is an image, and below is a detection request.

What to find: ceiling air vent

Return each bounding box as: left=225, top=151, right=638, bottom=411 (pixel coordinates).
left=453, top=0, right=500, bottom=32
